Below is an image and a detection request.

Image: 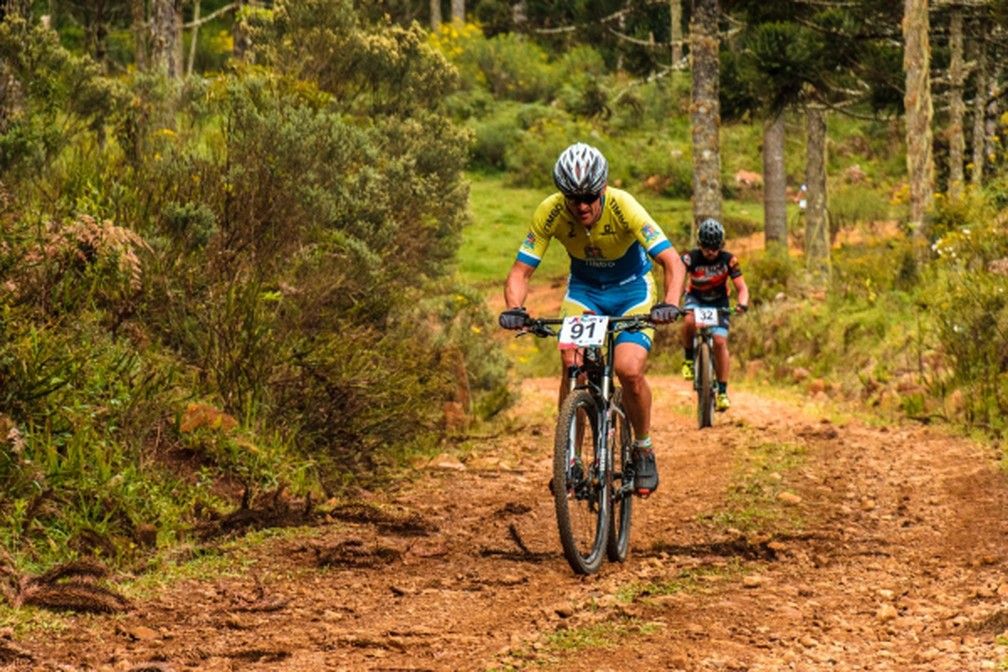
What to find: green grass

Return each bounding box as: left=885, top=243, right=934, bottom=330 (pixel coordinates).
left=615, top=561, right=744, bottom=602
left=490, top=616, right=661, bottom=670
left=702, top=440, right=808, bottom=534
left=460, top=172, right=570, bottom=288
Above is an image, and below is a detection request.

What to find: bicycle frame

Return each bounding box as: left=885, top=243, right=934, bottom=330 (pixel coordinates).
left=689, top=306, right=733, bottom=429
left=521, top=315, right=651, bottom=573
left=526, top=314, right=650, bottom=480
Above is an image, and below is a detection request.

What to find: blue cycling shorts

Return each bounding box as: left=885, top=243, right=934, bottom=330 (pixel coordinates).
left=562, top=273, right=656, bottom=351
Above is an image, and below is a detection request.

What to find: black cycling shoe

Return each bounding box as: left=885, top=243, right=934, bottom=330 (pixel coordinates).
left=633, top=447, right=659, bottom=496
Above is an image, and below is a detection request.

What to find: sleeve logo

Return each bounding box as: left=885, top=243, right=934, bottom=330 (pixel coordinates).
left=641, top=223, right=662, bottom=244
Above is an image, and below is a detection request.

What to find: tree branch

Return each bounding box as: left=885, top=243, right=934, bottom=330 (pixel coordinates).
left=183, top=2, right=239, bottom=29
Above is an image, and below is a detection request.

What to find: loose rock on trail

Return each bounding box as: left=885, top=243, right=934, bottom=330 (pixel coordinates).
left=5, top=377, right=1008, bottom=671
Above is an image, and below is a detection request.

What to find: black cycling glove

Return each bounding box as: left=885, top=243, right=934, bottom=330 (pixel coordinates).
left=649, top=302, right=684, bottom=324
left=499, top=307, right=529, bottom=330
left=735, top=304, right=748, bottom=314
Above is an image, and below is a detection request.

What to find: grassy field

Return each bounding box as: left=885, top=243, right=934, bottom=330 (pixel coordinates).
left=459, top=172, right=568, bottom=289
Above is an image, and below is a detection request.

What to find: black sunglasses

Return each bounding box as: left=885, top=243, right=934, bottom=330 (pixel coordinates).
left=567, top=193, right=600, bottom=205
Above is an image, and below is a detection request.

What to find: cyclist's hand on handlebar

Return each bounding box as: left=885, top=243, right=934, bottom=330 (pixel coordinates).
left=734, top=303, right=748, bottom=314
left=649, top=302, right=684, bottom=324
left=499, top=307, right=530, bottom=330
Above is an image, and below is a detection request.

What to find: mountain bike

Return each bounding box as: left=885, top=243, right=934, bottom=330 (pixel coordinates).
left=519, top=314, right=653, bottom=575
left=690, top=306, right=739, bottom=429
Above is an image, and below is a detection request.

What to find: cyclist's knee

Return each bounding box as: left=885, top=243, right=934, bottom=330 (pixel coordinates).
left=614, top=354, right=645, bottom=378
left=615, top=366, right=646, bottom=392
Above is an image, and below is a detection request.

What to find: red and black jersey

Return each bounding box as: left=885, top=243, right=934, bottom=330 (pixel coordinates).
left=682, top=248, right=743, bottom=305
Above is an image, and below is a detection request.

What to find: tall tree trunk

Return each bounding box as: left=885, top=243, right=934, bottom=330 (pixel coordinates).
left=512, top=1, right=527, bottom=27
left=187, top=0, right=200, bottom=76
left=689, top=0, right=721, bottom=229
left=984, top=72, right=1000, bottom=167
left=805, top=105, right=830, bottom=285
left=946, top=5, right=965, bottom=198
left=670, top=0, right=682, bottom=65
left=132, top=0, right=148, bottom=70
left=150, top=0, right=183, bottom=78
left=450, top=0, right=464, bottom=22
left=763, top=112, right=787, bottom=250
left=430, top=0, right=441, bottom=30
left=902, top=0, right=934, bottom=236
left=971, top=34, right=988, bottom=186
left=85, top=0, right=111, bottom=71
left=0, top=1, right=29, bottom=133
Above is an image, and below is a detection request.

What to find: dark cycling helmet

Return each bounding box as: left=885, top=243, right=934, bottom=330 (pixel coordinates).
left=697, top=217, right=725, bottom=249
left=553, top=143, right=608, bottom=198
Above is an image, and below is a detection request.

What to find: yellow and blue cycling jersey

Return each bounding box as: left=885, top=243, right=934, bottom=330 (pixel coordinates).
left=515, top=188, right=673, bottom=289
left=514, top=188, right=673, bottom=350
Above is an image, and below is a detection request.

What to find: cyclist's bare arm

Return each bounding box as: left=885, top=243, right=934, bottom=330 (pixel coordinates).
left=504, top=260, right=536, bottom=310
left=733, top=273, right=750, bottom=308
left=652, top=247, right=686, bottom=305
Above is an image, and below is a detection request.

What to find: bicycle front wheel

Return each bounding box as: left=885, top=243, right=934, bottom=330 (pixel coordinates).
left=696, top=340, right=715, bottom=429
left=606, top=389, right=634, bottom=563
left=552, top=389, right=608, bottom=575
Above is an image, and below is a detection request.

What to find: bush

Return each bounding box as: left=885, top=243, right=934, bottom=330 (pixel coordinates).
left=0, top=0, right=487, bottom=568
left=743, top=246, right=801, bottom=303
left=829, top=184, right=893, bottom=232
left=503, top=112, right=592, bottom=189
left=469, top=101, right=525, bottom=170
left=474, top=32, right=558, bottom=103
left=554, top=46, right=611, bottom=118
left=929, top=208, right=1008, bottom=435
left=620, top=137, right=693, bottom=199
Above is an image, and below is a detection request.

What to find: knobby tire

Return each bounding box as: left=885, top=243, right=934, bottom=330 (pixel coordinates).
left=552, top=389, right=608, bottom=575
left=697, top=340, right=715, bottom=429
left=606, top=389, right=634, bottom=563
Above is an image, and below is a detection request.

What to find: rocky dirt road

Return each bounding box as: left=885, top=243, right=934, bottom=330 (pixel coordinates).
left=4, top=375, right=1008, bottom=671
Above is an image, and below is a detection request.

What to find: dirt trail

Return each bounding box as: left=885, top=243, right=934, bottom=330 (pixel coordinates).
left=6, top=375, right=1008, bottom=671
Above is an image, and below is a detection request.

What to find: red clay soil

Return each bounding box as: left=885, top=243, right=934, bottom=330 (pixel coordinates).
left=4, top=372, right=1008, bottom=671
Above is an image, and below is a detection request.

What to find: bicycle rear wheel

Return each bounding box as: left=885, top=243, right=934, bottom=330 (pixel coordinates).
left=606, top=390, right=634, bottom=563
left=696, top=340, right=715, bottom=429
left=552, top=389, right=608, bottom=575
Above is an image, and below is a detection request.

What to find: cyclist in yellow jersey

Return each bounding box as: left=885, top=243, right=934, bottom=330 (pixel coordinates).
left=499, top=143, right=686, bottom=496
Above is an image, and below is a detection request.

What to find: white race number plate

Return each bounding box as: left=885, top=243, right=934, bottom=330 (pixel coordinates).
left=558, top=315, right=609, bottom=349
left=693, top=307, right=719, bottom=327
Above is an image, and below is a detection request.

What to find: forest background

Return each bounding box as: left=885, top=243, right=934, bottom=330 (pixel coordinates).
left=0, top=0, right=1006, bottom=584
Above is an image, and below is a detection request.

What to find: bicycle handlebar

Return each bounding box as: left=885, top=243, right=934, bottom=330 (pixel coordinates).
left=519, top=314, right=656, bottom=339
left=690, top=305, right=746, bottom=316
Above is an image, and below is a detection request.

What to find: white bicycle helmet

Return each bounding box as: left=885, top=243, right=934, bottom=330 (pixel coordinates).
left=697, top=217, right=725, bottom=249
left=553, top=143, right=608, bottom=198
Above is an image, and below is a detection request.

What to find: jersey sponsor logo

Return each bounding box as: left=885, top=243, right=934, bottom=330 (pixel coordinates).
left=584, top=244, right=603, bottom=259
left=584, top=259, right=617, bottom=268
left=610, top=199, right=628, bottom=227
left=693, top=267, right=728, bottom=283
left=641, top=223, right=662, bottom=244
left=521, top=231, right=537, bottom=251
left=543, top=201, right=565, bottom=234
